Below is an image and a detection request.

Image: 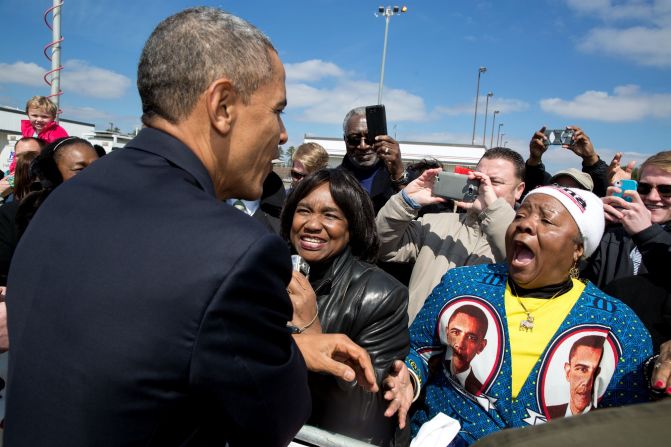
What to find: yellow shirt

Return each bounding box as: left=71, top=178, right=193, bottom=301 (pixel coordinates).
left=504, top=279, right=585, bottom=398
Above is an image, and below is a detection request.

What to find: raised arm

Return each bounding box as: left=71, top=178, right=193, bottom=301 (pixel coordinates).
left=376, top=168, right=445, bottom=263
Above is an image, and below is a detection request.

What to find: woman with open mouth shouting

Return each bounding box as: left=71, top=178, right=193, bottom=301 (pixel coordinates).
left=383, top=185, right=654, bottom=446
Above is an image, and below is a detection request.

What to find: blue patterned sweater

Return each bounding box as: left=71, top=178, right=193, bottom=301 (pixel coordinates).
left=406, top=263, right=652, bottom=445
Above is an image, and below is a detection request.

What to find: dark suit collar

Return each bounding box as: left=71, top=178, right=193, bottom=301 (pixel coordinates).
left=126, top=128, right=216, bottom=197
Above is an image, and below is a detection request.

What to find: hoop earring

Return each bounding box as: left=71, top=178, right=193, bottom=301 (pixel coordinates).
left=569, top=262, right=580, bottom=279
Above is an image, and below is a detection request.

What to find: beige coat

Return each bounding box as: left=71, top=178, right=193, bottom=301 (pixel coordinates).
left=376, top=193, right=515, bottom=324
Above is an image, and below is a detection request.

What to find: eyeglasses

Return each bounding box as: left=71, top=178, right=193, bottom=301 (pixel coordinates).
left=637, top=182, right=671, bottom=198
left=291, top=170, right=307, bottom=181
left=345, top=133, right=372, bottom=147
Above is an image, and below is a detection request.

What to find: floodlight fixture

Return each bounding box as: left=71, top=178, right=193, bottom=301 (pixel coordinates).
left=375, top=5, right=408, bottom=104
left=471, top=66, right=487, bottom=145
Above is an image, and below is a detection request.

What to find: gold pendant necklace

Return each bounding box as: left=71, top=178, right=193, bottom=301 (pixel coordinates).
left=509, top=280, right=568, bottom=333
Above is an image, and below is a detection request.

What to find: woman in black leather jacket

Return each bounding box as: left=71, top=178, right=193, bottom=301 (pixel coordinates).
left=281, top=168, right=409, bottom=446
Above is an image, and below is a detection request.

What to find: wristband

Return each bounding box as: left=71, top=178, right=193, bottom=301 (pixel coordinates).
left=401, top=189, right=422, bottom=210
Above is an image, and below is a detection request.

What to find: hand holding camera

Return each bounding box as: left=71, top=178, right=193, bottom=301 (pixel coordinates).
left=287, top=258, right=320, bottom=334
left=602, top=184, right=652, bottom=234
left=565, top=126, right=598, bottom=166
left=453, top=171, right=497, bottom=213
left=528, top=126, right=550, bottom=165
left=531, top=126, right=598, bottom=167
left=403, top=167, right=447, bottom=207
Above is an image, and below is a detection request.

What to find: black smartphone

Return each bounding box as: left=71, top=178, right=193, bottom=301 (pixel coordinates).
left=365, top=105, right=388, bottom=144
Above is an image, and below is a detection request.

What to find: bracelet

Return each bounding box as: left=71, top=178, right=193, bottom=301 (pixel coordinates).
left=287, top=305, right=319, bottom=334
left=408, top=369, right=422, bottom=403
left=644, top=354, right=659, bottom=378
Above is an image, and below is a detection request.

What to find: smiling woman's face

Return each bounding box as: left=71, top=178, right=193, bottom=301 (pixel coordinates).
left=55, top=143, right=99, bottom=181
left=290, top=182, right=350, bottom=264
left=505, top=194, right=584, bottom=289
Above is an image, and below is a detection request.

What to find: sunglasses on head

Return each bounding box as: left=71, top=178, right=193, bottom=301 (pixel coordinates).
left=637, top=182, right=671, bottom=197
left=290, top=170, right=307, bottom=181
left=345, top=133, right=373, bottom=147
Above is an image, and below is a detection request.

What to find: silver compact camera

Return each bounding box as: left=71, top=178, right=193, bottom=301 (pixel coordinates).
left=291, top=255, right=310, bottom=278
left=432, top=172, right=480, bottom=202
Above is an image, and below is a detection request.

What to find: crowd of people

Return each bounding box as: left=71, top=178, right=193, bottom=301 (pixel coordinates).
left=0, top=6, right=669, bottom=447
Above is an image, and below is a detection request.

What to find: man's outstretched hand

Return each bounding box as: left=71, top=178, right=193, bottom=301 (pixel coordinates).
left=293, top=332, right=378, bottom=392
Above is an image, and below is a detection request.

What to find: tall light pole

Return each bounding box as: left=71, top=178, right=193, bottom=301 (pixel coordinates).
left=471, top=66, right=487, bottom=145
left=496, top=123, right=504, bottom=147
left=375, top=5, right=407, bottom=105
left=482, top=91, right=493, bottom=147
left=490, top=110, right=499, bottom=148
left=44, top=0, right=64, bottom=119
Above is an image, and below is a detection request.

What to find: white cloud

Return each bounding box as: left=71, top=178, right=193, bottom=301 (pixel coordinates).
left=284, top=59, right=534, bottom=134
left=566, top=0, right=656, bottom=22
left=61, top=105, right=116, bottom=122
left=541, top=145, right=650, bottom=173
left=578, top=26, right=671, bottom=67
left=285, top=59, right=427, bottom=125
left=404, top=131, right=472, bottom=145
left=540, top=85, right=671, bottom=122
left=435, top=97, right=530, bottom=117
left=285, top=59, right=345, bottom=82
left=288, top=79, right=426, bottom=124
left=0, top=59, right=131, bottom=99
left=566, top=0, right=671, bottom=67
left=60, top=60, right=131, bottom=99
left=0, top=62, right=45, bottom=86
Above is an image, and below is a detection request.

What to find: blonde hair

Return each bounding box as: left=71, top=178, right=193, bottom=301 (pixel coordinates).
left=25, top=96, right=58, bottom=117
left=293, top=143, right=329, bottom=173
left=640, top=150, right=671, bottom=177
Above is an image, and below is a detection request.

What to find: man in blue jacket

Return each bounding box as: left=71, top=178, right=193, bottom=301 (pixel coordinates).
left=3, top=7, right=369, bottom=446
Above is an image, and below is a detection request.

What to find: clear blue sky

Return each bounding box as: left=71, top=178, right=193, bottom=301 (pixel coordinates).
left=1, top=0, right=669, bottom=171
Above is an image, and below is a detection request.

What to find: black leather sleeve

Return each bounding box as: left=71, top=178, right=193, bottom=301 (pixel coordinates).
left=311, top=262, right=409, bottom=445
left=338, top=268, right=409, bottom=442
left=351, top=273, right=410, bottom=382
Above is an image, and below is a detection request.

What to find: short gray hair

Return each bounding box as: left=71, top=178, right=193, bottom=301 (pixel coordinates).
left=342, top=107, right=366, bottom=133
left=138, top=7, right=276, bottom=124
